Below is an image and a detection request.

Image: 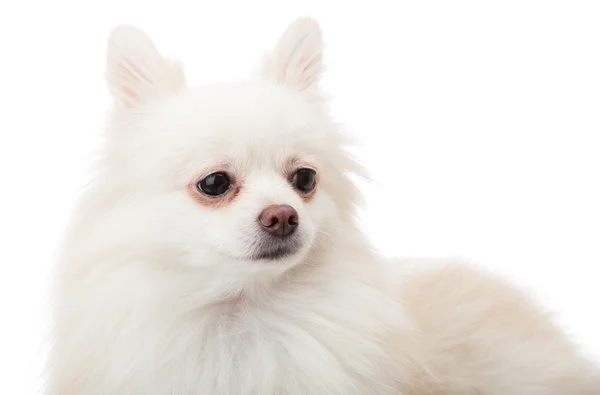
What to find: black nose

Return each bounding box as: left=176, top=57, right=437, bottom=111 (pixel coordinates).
left=258, top=204, right=299, bottom=237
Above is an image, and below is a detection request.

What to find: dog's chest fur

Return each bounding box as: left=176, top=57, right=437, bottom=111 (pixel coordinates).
left=95, top=275, right=410, bottom=395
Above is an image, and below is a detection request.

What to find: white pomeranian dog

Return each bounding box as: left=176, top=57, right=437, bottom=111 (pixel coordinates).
left=47, top=17, right=600, bottom=395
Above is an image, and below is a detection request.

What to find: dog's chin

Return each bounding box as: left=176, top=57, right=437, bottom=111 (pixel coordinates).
left=248, top=236, right=305, bottom=263
left=251, top=245, right=298, bottom=261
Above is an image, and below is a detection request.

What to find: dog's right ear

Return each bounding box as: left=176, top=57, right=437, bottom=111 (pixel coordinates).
left=106, top=25, right=185, bottom=109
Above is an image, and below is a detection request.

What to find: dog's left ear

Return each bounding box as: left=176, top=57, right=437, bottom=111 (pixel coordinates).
left=261, top=18, right=324, bottom=102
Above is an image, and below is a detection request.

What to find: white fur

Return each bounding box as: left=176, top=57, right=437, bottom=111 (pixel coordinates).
left=46, top=18, right=600, bottom=395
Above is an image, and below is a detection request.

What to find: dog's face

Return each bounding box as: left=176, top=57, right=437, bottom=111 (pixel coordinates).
left=102, top=19, right=362, bottom=275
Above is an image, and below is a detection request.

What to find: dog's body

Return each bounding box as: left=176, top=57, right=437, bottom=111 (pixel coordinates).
left=47, top=18, right=600, bottom=395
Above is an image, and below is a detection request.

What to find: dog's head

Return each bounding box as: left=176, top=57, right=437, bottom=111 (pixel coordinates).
left=101, top=19, right=364, bottom=277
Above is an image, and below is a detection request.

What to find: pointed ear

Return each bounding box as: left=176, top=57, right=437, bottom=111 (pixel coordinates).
left=261, top=18, right=324, bottom=101
left=106, top=25, right=185, bottom=108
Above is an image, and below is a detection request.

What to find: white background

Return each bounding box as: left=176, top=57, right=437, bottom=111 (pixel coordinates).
left=1, top=1, right=599, bottom=394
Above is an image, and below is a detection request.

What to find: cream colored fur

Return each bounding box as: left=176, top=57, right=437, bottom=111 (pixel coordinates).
left=46, top=17, right=600, bottom=395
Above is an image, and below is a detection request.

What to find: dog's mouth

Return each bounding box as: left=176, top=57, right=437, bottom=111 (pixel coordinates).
left=250, top=237, right=303, bottom=261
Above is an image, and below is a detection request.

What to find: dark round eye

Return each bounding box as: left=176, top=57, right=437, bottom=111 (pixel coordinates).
left=197, top=172, right=231, bottom=196
left=292, top=168, right=317, bottom=193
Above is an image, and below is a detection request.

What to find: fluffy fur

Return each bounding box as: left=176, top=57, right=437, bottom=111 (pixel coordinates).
left=47, top=18, right=600, bottom=395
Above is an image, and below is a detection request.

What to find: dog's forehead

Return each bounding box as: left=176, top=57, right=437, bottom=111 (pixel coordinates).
left=169, top=82, right=328, bottom=161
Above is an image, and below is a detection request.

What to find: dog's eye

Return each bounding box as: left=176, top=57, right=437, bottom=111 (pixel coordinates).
left=197, top=172, right=231, bottom=196
left=292, top=169, right=317, bottom=193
